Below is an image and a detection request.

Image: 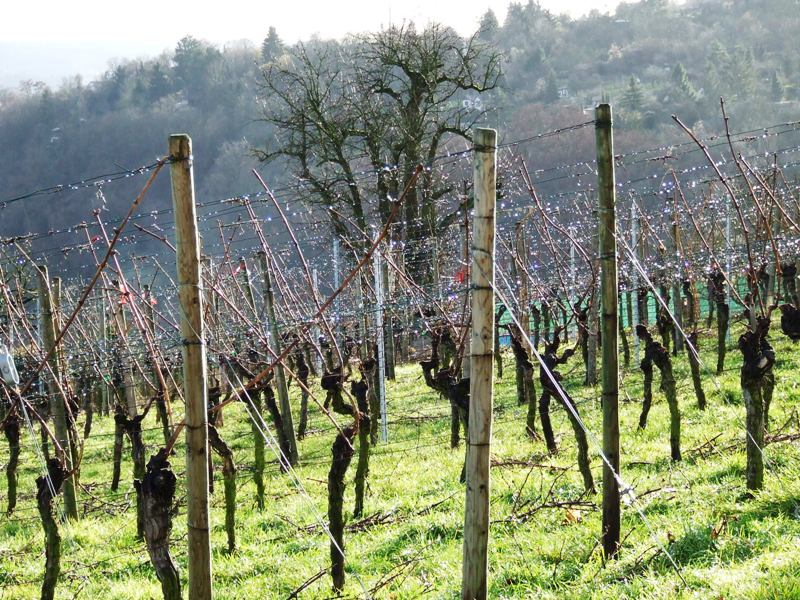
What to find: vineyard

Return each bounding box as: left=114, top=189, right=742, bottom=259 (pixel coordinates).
left=1, top=104, right=800, bottom=599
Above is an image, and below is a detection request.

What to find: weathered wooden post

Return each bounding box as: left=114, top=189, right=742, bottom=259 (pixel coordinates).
left=312, top=268, right=323, bottom=375
left=461, top=182, right=472, bottom=380
left=258, top=250, right=299, bottom=465
left=670, top=196, right=684, bottom=353
left=332, top=235, right=341, bottom=358
left=37, top=266, right=78, bottom=521
left=630, top=202, right=640, bottom=364
left=725, top=196, right=732, bottom=342
left=596, top=104, right=621, bottom=558
left=587, top=231, right=599, bottom=385
left=373, top=246, right=388, bottom=443
left=169, top=133, right=212, bottom=600
left=461, top=127, right=496, bottom=600
left=515, top=218, right=530, bottom=343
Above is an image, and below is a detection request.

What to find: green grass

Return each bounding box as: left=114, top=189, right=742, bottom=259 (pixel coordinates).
left=2, top=318, right=800, bottom=599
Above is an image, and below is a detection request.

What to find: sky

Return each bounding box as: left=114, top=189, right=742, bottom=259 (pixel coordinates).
left=0, top=0, right=621, bottom=88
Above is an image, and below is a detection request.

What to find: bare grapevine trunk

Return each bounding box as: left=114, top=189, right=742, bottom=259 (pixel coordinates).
left=3, top=410, right=20, bottom=515
left=328, top=426, right=356, bottom=593
left=351, top=373, right=371, bottom=519
left=208, top=422, right=237, bottom=553
left=37, top=458, right=66, bottom=600
left=136, top=450, right=181, bottom=600
left=686, top=331, right=706, bottom=410
left=111, top=405, right=125, bottom=491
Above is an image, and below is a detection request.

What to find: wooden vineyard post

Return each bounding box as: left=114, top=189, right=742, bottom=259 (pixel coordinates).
left=630, top=202, right=640, bottom=364
left=587, top=212, right=599, bottom=387
left=373, top=245, right=388, bottom=442
left=169, top=133, right=212, bottom=600
left=725, top=196, right=732, bottom=342
left=461, top=182, right=472, bottom=380
left=461, top=127, right=496, bottom=600
left=37, top=266, right=79, bottom=521
left=671, top=196, right=684, bottom=354
left=515, top=219, right=530, bottom=344
left=332, top=235, right=341, bottom=358
left=257, top=250, right=299, bottom=465
left=311, top=268, right=323, bottom=375
left=144, top=284, right=172, bottom=444
left=596, top=104, right=621, bottom=559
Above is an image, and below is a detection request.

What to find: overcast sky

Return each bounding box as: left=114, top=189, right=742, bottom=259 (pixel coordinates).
left=1, top=0, right=621, bottom=88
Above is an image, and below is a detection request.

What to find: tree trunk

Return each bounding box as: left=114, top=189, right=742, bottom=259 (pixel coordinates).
left=328, top=426, right=356, bottom=593
left=208, top=423, right=237, bottom=554
left=638, top=363, right=654, bottom=430
left=352, top=377, right=371, bottom=519
left=111, top=406, right=125, bottom=492
left=250, top=389, right=266, bottom=509
left=619, top=306, right=630, bottom=369
left=716, top=303, right=729, bottom=375
left=742, top=381, right=765, bottom=491
left=494, top=321, right=503, bottom=379
left=262, top=385, right=292, bottom=471
left=136, top=450, right=181, bottom=600
left=561, top=394, right=595, bottom=493
left=686, top=332, right=706, bottom=410
left=155, top=390, right=171, bottom=446
left=523, top=366, right=537, bottom=439
left=637, top=287, right=649, bottom=325
left=3, top=411, right=20, bottom=515
left=125, top=415, right=147, bottom=540
left=661, top=365, right=681, bottom=462
left=37, top=459, right=66, bottom=600
left=538, top=389, right=557, bottom=454
left=368, top=353, right=381, bottom=445
left=762, top=370, right=775, bottom=433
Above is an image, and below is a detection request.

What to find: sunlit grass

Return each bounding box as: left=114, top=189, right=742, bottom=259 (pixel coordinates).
left=1, top=318, right=799, bottom=598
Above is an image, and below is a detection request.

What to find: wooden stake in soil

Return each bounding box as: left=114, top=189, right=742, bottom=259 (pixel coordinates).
left=670, top=196, right=684, bottom=354
left=257, top=251, right=299, bottom=465
left=37, top=265, right=78, bottom=520
left=169, top=133, right=212, bottom=600
left=595, top=103, right=620, bottom=559
left=373, top=246, right=388, bottom=443
left=461, top=127, right=496, bottom=600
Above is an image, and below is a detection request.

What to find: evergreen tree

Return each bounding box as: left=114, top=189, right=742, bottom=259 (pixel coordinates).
left=672, top=63, right=699, bottom=101
left=706, top=40, right=730, bottom=98
left=261, top=27, right=284, bottom=63
left=621, top=76, right=644, bottom=112
left=542, top=69, right=559, bottom=102
left=771, top=69, right=784, bottom=101
left=147, top=63, right=171, bottom=102
left=478, top=9, right=499, bottom=40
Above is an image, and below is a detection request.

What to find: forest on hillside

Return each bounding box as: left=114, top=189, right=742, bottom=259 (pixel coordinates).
left=1, top=0, right=798, bottom=265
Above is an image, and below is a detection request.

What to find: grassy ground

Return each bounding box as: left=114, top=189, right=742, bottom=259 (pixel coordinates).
left=2, top=318, right=800, bottom=599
